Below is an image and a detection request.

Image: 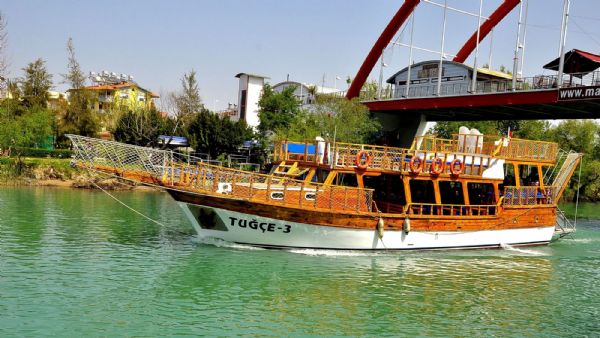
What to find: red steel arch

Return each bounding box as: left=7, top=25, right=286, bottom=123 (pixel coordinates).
left=347, top=0, right=520, bottom=99
left=453, top=0, right=521, bottom=63
left=346, top=0, right=421, bottom=99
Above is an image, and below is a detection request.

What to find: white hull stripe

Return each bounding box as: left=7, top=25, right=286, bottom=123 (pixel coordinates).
left=180, top=203, right=556, bottom=251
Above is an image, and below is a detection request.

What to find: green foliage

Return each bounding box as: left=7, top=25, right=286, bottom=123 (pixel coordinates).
left=548, top=120, right=598, bottom=155
left=358, top=80, right=379, bottom=100
left=280, top=97, right=381, bottom=144
left=579, top=160, right=600, bottom=202
left=548, top=120, right=600, bottom=202
left=14, top=147, right=72, bottom=158
left=62, top=38, right=86, bottom=89
left=258, top=83, right=300, bottom=135
left=513, top=120, right=551, bottom=140
left=175, top=70, right=203, bottom=118
left=430, top=120, right=543, bottom=139
left=58, top=38, right=99, bottom=141
left=59, top=89, right=98, bottom=139
left=0, top=103, right=53, bottom=152
left=112, top=107, right=173, bottom=147
left=186, top=108, right=254, bottom=158
left=21, top=58, right=53, bottom=108
left=430, top=121, right=500, bottom=138
left=0, top=157, right=79, bottom=179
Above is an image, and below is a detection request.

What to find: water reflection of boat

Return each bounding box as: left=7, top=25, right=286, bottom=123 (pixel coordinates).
left=67, top=131, right=581, bottom=251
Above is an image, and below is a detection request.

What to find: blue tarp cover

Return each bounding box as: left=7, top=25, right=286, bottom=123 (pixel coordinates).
left=285, top=143, right=316, bottom=154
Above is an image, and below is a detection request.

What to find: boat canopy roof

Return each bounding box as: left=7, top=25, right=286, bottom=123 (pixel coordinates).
left=543, top=49, right=600, bottom=77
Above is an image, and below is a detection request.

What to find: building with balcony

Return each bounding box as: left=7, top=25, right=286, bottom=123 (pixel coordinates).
left=69, top=81, right=159, bottom=113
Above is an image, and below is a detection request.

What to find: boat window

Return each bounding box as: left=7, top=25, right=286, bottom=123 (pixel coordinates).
left=312, top=168, right=329, bottom=183
left=467, top=183, right=495, bottom=205
left=335, top=173, right=358, bottom=187
left=439, top=181, right=464, bottom=205
left=409, top=179, right=435, bottom=204
left=502, top=163, right=516, bottom=190
left=519, top=164, right=540, bottom=187
left=364, top=175, right=406, bottom=213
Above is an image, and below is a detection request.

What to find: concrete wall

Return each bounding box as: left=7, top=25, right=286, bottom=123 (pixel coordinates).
left=235, top=74, right=266, bottom=128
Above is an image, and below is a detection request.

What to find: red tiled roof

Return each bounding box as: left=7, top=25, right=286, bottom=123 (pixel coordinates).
left=69, top=81, right=159, bottom=98
left=83, top=82, right=133, bottom=90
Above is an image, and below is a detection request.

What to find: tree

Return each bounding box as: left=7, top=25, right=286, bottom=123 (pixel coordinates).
left=21, top=58, right=52, bottom=108
left=62, top=37, right=85, bottom=89
left=186, top=108, right=253, bottom=158
left=112, top=107, right=173, bottom=146
left=549, top=120, right=598, bottom=155
left=0, top=11, right=8, bottom=94
left=0, top=103, right=52, bottom=154
left=59, top=37, right=98, bottom=140
left=281, top=96, right=381, bottom=144
left=547, top=120, right=600, bottom=202
left=257, top=83, right=300, bottom=135
left=514, top=120, right=551, bottom=140
left=175, top=70, right=203, bottom=119
left=429, top=121, right=500, bottom=139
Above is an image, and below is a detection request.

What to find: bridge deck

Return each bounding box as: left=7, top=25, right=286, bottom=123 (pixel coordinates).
left=364, top=86, right=600, bottom=121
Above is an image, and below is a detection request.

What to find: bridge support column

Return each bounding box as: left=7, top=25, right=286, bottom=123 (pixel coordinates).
left=373, top=113, right=428, bottom=148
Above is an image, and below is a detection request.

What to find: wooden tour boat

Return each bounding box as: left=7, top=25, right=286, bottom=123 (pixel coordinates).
left=67, top=132, right=581, bottom=250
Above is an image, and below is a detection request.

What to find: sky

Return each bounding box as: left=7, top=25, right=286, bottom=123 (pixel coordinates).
left=2, top=0, right=600, bottom=110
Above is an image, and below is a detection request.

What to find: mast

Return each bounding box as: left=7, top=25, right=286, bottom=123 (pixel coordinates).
left=557, top=0, right=571, bottom=88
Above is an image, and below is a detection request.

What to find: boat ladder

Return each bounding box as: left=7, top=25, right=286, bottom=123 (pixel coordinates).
left=273, top=161, right=308, bottom=177
left=551, top=151, right=583, bottom=201
left=555, top=207, right=576, bottom=239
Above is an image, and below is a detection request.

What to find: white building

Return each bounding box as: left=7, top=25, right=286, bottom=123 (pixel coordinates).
left=233, top=73, right=268, bottom=128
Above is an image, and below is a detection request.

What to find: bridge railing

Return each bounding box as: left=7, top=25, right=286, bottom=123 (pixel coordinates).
left=360, top=70, right=600, bottom=101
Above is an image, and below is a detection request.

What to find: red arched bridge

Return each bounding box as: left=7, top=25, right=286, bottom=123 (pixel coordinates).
left=347, top=0, right=600, bottom=121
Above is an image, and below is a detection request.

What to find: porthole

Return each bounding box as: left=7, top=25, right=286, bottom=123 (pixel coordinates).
left=270, top=192, right=284, bottom=200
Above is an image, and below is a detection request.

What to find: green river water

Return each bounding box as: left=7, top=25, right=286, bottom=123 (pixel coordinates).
left=0, top=187, right=599, bottom=337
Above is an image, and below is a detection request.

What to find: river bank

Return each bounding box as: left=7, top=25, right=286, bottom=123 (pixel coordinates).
left=0, top=157, right=154, bottom=191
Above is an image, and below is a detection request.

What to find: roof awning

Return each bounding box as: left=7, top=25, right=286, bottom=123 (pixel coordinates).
left=158, top=135, right=189, bottom=147
left=543, top=49, right=600, bottom=77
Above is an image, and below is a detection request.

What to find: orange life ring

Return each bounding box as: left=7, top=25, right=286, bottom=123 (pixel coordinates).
left=450, top=158, right=464, bottom=176
left=409, top=156, right=424, bottom=174
left=430, top=157, right=444, bottom=175
left=355, top=150, right=372, bottom=170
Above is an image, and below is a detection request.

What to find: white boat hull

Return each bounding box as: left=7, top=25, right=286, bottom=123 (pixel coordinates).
left=178, top=202, right=555, bottom=250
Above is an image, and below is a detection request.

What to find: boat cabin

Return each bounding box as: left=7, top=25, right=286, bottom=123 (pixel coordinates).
left=271, top=130, right=559, bottom=217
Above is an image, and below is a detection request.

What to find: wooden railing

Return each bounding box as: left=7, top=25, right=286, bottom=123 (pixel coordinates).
left=496, top=138, right=559, bottom=164
left=274, top=140, right=494, bottom=176
left=415, top=135, right=558, bottom=163
left=502, top=186, right=555, bottom=206
left=407, top=203, right=498, bottom=216
left=162, top=161, right=374, bottom=213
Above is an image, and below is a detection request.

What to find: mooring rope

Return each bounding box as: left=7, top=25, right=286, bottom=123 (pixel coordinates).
left=86, top=170, right=190, bottom=236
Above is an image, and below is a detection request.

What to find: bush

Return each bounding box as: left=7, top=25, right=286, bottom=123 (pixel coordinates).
left=13, top=147, right=72, bottom=159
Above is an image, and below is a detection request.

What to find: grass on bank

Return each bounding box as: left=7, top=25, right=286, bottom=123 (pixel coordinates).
left=0, top=157, right=81, bottom=181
